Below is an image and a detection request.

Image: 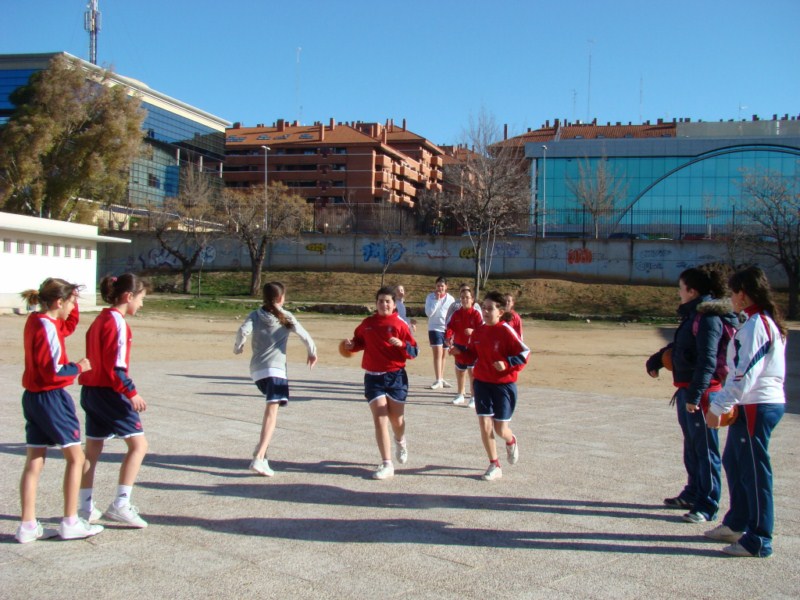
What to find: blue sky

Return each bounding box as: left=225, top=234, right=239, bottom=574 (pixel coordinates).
left=3, top=0, right=798, bottom=145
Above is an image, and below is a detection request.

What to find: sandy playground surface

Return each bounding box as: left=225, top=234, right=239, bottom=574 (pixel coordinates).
left=1, top=309, right=796, bottom=403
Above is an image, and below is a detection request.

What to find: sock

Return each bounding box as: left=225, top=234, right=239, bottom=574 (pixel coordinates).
left=21, top=519, right=38, bottom=530
left=63, top=515, right=78, bottom=526
left=506, top=436, right=517, bottom=446
left=79, top=488, right=94, bottom=513
left=395, top=437, right=406, bottom=446
left=114, top=484, right=133, bottom=508
left=490, top=459, right=500, bottom=467
left=383, top=460, right=393, bottom=467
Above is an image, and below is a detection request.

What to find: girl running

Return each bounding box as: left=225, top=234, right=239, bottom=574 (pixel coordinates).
left=445, top=286, right=483, bottom=407
left=343, top=286, right=418, bottom=479
left=17, top=278, right=102, bottom=543
left=79, top=274, right=149, bottom=528
left=235, top=282, right=317, bottom=477
left=451, top=291, right=530, bottom=481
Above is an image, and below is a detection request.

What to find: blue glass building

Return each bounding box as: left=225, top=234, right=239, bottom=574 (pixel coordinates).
left=524, top=118, right=800, bottom=238
left=0, top=52, right=230, bottom=213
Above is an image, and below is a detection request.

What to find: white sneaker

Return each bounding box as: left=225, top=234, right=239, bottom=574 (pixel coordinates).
left=395, top=441, right=408, bottom=464
left=429, top=380, right=444, bottom=390
left=105, top=503, right=148, bottom=528
left=58, top=517, right=104, bottom=540
left=451, top=394, right=466, bottom=405
left=78, top=507, right=103, bottom=523
left=15, top=521, right=58, bottom=544
left=722, top=542, right=756, bottom=557
left=250, top=457, right=274, bottom=477
left=441, top=380, right=452, bottom=388
left=704, top=524, right=743, bottom=543
left=467, top=398, right=475, bottom=408
left=372, top=462, right=395, bottom=480
left=506, top=438, right=519, bottom=464
left=482, top=463, right=502, bottom=481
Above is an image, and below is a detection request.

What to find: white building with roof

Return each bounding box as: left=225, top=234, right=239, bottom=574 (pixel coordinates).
left=0, top=212, right=129, bottom=313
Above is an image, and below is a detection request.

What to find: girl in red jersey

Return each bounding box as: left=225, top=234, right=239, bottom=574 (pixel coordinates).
left=78, top=274, right=149, bottom=528
left=445, top=286, right=483, bottom=407
left=451, top=291, right=530, bottom=481
left=16, top=278, right=103, bottom=543
left=343, top=286, right=418, bottom=480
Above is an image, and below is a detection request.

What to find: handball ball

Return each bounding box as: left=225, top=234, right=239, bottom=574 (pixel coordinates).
left=662, top=348, right=673, bottom=371
left=339, top=339, right=354, bottom=358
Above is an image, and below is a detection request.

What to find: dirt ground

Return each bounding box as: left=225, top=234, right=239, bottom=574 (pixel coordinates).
left=6, top=309, right=796, bottom=403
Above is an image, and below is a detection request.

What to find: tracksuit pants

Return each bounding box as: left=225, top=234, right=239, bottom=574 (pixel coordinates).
left=675, top=388, right=722, bottom=519
left=721, top=402, right=784, bottom=557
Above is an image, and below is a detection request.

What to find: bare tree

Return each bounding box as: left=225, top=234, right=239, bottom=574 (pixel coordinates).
left=368, top=204, right=410, bottom=287
left=221, top=182, right=310, bottom=296
left=566, top=157, right=628, bottom=239
left=735, top=167, right=800, bottom=318
left=151, top=165, right=222, bottom=293
left=442, top=110, right=529, bottom=296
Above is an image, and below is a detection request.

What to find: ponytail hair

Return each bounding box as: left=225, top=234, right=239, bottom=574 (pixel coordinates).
left=99, top=273, right=148, bottom=305
left=680, top=263, right=731, bottom=299
left=484, top=291, right=513, bottom=323
left=262, top=281, right=293, bottom=329
left=20, top=278, right=84, bottom=310
left=729, top=266, right=787, bottom=339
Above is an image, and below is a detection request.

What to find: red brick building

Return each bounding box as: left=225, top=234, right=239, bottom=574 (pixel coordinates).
left=223, top=118, right=444, bottom=207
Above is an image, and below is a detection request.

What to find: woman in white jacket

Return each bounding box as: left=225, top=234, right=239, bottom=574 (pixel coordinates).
left=234, top=282, right=317, bottom=477
left=705, top=266, right=787, bottom=558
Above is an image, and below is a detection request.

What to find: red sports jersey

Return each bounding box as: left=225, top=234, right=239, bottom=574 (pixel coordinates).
left=79, top=307, right=137, bottom=398
left=508, top=311, right=524, bottom=340
left=459, top=321, right=530, bottom=384
left=445, top=306, right=483, bottom=346
left=22, top=305, right=82, bottom=392
left=350, top=312, right=418, bottom=372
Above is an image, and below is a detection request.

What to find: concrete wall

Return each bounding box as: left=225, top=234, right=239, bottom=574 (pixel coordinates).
left=97, top=232, right=789, bottom=289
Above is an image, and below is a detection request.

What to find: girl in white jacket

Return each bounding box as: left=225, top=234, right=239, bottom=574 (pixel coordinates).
left=234, top=282, right=317, bottom=476
left=705, top=266, right=787, bottom=557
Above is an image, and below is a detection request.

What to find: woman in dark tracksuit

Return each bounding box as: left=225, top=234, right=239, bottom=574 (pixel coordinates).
left=647, top=267, right=738, bottom=524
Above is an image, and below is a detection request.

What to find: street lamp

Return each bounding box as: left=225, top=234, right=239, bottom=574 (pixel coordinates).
left=261, top=145, right=270, bottom=230
left=541, top=145, right=547, bottom=238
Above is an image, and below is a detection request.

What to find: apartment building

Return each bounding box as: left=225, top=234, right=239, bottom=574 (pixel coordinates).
left=223, top=118, right=444, bottom=207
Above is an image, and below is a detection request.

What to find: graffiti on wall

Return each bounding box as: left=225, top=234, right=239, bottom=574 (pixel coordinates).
left=567, top=247, right=593, bottom=264
left=362, top=241, right=406, bottom=266
left=138, top=245, right=217, bottom=269
left=458, top=242, right=523, bottom=260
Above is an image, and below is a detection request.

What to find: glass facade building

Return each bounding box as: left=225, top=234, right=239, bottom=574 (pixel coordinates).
left=0, top=53, right=230, bottom=212
left=525, top=120, right=800, bottom=238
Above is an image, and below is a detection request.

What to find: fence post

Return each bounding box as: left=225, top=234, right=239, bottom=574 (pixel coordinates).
left=679, top=205, right=683, bottom=240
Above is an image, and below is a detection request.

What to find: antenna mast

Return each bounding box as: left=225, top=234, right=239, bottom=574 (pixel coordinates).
left=84, top=0, right=101, bottom=65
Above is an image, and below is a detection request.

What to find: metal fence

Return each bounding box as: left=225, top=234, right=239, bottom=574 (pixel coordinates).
left=307, top=204, right=752, bottom=240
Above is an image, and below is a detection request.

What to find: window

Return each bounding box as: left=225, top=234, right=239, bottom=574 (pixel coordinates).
left=85, top=247, right=92, bottom=259
left=64, top=245, right=72, bottom=258
left=3, top=239, right=10, bottom=253
left=148, top=173, right=160, bottom=188
left=41, top=243, right=49, bottom=256
left=53, top=243, right=61, bottom=257
left=75, top=247, right=82, bottom=259
left=29, top=241, right=37, bottom=254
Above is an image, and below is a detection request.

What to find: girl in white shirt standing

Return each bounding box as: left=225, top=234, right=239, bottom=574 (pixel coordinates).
left=705, top=266, right=787, bottom=558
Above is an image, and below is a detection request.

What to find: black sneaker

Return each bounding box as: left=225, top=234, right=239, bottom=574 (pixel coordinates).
left=663, top=496, right=692, bottom=509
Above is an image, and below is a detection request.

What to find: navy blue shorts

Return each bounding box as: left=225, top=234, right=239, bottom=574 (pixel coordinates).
left=81, top=386, right=144, bottom=439
left=256, top=377, right=289, bottom=406
left=428, top=330, right=446, bottom=347
left=364, top=369, right=408, bottom=403
left=473, top=380, right=517, bottom=421
left=453, top=343, right=476, bottom=371
left=22, top=388, right=82, bottom=448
